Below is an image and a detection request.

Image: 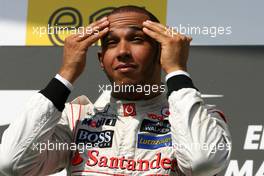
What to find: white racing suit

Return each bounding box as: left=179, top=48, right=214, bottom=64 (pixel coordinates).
left=0, top=75, right=231, bottom=176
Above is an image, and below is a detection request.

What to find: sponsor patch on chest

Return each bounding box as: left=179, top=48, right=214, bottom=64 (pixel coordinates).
left=81, top=117, right=116, bottom=128
left=137, top=133, right=172, bottom=149
left=140, top=119, right=171, bottom=134
left=76, top=129, right=114, bottom=148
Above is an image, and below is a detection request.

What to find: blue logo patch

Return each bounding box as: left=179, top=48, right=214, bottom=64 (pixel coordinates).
left=137, top=134, right=172, bottom=150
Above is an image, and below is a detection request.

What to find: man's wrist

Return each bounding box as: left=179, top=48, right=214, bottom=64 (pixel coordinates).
left=165, top=70, right=190, bottom=82
left=163, top=66, right=187, bottom=75
left=55, top=74, right=74, bottom=91
left=165, top=70, right=198, bottom=97
left=39, top=74, right=73, bottom=111
left=39, top=78, right=71, bottom=111
left=58, top=68, right=78, bottom=85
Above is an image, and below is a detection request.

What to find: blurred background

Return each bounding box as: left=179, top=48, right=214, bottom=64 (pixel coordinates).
left=1, top=0, right=264, bottom=175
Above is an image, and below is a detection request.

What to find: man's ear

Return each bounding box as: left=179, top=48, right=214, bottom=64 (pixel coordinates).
left=97, top=51, right=105, bottom=70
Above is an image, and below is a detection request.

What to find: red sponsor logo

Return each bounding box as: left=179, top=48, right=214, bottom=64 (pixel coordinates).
left=86, top=150, right=178, bottom=172
left=147, top=113, right=165, bottom=121
left=123, top=103, right=136, bottom=116
left=71, top=150, right=84, bottom=166
left=90, top=120, right=97, bottom=128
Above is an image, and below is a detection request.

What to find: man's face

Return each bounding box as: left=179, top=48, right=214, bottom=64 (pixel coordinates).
left=99, top=12, right=160, bottom=85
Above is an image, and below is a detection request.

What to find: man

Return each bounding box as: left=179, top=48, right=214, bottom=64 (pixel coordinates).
left=0, top=5, right=231, bottom=176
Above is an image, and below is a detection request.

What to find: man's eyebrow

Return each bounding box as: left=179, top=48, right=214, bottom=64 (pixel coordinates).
left=103, top=31, right=115, bottom=42
left=106, top=31, right=114, bottom=37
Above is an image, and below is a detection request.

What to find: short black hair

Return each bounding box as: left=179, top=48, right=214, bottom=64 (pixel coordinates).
left=107, top=5, right=160, bottom=23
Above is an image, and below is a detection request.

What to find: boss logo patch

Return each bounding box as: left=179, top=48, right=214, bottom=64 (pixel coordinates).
left=76, top=129, right=114, bottom=148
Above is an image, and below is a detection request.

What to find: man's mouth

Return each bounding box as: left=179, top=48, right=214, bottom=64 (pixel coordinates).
left=115, top=63, right=137, bottom=72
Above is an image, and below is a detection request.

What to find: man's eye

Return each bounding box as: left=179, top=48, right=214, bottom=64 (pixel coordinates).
left=107, top=40, right=115, bottom=44
left=106, top=40, right=117, bottom=45
left=133, top=37, right=143, bottom=41
left=132, top=37, right=144, bottom=43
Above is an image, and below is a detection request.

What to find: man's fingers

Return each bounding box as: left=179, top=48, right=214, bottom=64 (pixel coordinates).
left=76, top=20, right=109, bottom=42
left=89, top=17, right=108, bottom=29
left=144, top=20, right=193, bottom=41
left=67, top=33, right=80, bottom=40
left=146, top=20, right=167, bottom=32
left=187, top=36, right=193, bottom=42
left=74, top=16, right=108, bottom=41
left=179, top=35, right=192, bottom=43
left=143, top=20, right=168, bottom=37
left=82, top=27, right=109, bottom=49
left=142, top=27, right=164, bottom=43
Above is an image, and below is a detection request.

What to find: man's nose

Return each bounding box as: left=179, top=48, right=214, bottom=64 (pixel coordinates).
left=117, top=41, right=131, bottom=60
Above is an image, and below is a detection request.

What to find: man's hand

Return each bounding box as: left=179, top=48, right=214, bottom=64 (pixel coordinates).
left=58, top=17, right=109, bottom=84
left=142, top=20, right=192, bottom=74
